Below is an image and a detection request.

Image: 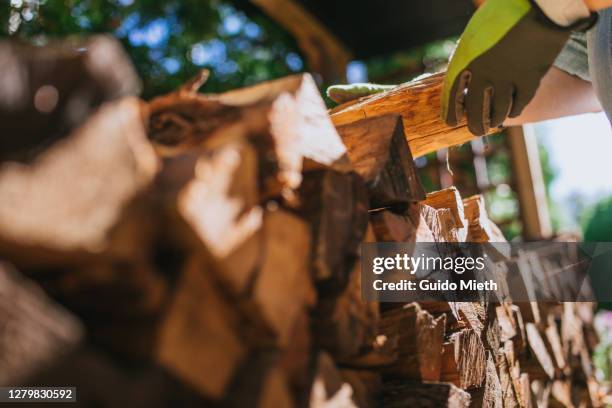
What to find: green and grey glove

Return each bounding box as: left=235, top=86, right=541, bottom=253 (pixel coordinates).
left=442, top=0, right=597, bottom=136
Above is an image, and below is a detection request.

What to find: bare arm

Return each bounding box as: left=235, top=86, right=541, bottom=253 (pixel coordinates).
left=503, top=66, right=602, bottom=127
left=583, top=0, right=612, bottom=10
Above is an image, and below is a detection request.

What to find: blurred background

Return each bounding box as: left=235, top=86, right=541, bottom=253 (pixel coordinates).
left=3, top=0, right=612, bottom=385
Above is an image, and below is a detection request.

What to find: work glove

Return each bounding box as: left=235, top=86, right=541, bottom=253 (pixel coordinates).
left=442, top=0, right=597, bottom=136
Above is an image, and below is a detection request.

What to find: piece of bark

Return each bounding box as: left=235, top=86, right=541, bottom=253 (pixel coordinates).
left=293, top=169, right=369, bottom=290
left=309, top=353, right=357, bottom=408
left=0, top=36, right=140, bottom=162
left=0, top=98, right=158, bottom=266
left=379, top=302, right=446, bottom=381
left=469, top=351, right=502, bottom=408
left=335, top=114, right=425, bottom=209
left=174, top=140, right=262, bottom=295
left=156, top=257, right=246, bottom=399
left=330, top=72, right=495, bottom=158
left=312, top=260, right=379, bottom=362
left=0, top=262, right=83, bottom=385
left=441, top=328, right=486, bottom=389
left=380, top=380, right=471, bottom=408
left=251, top=209, right=315, bottom=346
left=147, top=72, right=351, bottom=187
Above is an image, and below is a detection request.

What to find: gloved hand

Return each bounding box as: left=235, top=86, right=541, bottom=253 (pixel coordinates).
left=442, top=0, right=596, bottom=136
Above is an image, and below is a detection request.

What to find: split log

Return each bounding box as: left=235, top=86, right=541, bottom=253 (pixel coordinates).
left=293, top=169, right=369, bottom=290
left=423, top=187, right=468, bottom=238
left=522, top=322, right=555, bottom=380
left=340, top=369, right=382, bottom=408
left=469, top=352, right=502, bottom=408
left=497, top=351, right=520, bottom=408
left=278, top=310, right=311, bottom=396
left=147, top=72, right=351, bottom=192
left=26, top=346, right=206, bottom=407
left=441, top=329, right=486, bottom=389
left=0, top=36, right=140, bottom=162
left=379, top=303, right=446, bottom=381
left=0, top=261, right=83, bottom=385
left=156, top=257, right=246, bottom=399
left=173, top=141, right=262, bottom=295
left=380, top=380, right=472, bottom=408
left=223, top=352, right=295, bottom=408
left=335, top=114, right=425, bottom=210
left=312, top=260, right=379, bottom=362
left=0, top=98, right=158, bottom=266
left=330, top=72, right=496, bottom=158
left=251, top=209, right=315, bottom=346
left=370, top=209, right=418, bottom=243
left=462, top=195, right=505, bottom=243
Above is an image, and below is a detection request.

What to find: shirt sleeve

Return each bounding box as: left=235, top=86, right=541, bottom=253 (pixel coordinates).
left=553, top=31, right=590, bottom=82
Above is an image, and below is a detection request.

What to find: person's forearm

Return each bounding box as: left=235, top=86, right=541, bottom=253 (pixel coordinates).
left=583, top=0, right=612, bottom=11
left=503, top=67, right=602, bottom=127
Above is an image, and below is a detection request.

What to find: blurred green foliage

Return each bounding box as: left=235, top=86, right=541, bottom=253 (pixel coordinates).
left=1, top=0, right=303, bottom=98
left=583, top=196, right=612, bottom=241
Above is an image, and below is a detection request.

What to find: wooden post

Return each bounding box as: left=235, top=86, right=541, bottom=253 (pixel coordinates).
left=507, top=125, right=552, bottom=240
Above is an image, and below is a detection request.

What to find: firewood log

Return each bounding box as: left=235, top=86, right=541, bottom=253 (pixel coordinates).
left=380, top=380, right=472, bottom=408
left=309, top=353, right=357, bottom=408
left=293, top=169, right=369, bottom=291
left=172, top=140, right=262, bottom=296
left=335, top=114, right=425, bottom=210
left=340, top=369, right=382, bottom=408
left=26, top=346, right=206, bottom=407
left=469, top=351, right=503, bottom=408
left=156, top=257, right=246, bottom=399
left=380, top=303, right=446, bottom=381
left=0, top=98, right=158, bottom=266
left=223, top=351, right=295, bottom=408
left=522, top=323, right=555, bottom=380
left=370, top=209, right=418, bottom=243
left=497, top=351, right=520, bottom=408
left=0, top=36, right=140, bottom=162
left=147, top=72, right=351, bottom=193
left=441, top=328, right=487, bottom=389
left=312, top=260, right=379, bottom=362
left=0, top=261, right=83, bottom=385
left=330, top=72, right=495, bottom=158
left=423, top=187, right=468, bottom=242
left=250, top=208, right=315, bottom=346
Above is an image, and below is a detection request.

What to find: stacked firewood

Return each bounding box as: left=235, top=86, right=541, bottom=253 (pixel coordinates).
left=0, top=38, right=602, bottom=407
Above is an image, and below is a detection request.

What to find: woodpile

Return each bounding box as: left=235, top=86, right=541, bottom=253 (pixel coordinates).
left=0, top=41, right=602, bottom=407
